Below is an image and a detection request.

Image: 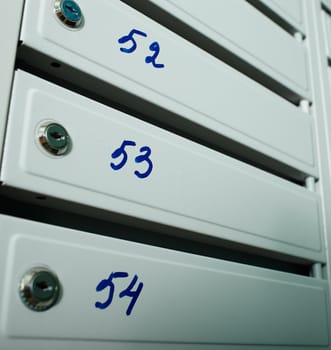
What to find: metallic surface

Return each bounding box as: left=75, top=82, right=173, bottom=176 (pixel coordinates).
left=54, top=0, right=83, bottom=28
left=37, top=122, right=71, bottom=156
left=19, top=266, right=61, bottom=311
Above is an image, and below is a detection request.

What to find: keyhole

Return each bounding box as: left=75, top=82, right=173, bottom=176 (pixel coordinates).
left=54, top=0, right=83, bottom=29
left=19, top=267, right=61, bottom=311
left=36, top=281, right=53, bottom=293
left=50, top=131, right=64, bottom=140
left=65, top=4, right=78, bottom=14
left=38, top=122, right=71, bottom=155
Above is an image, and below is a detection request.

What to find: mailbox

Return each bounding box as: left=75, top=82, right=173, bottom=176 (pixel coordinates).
left=0, top=71, right=323, bottom=261
left=18, top=0, right=316, bottom=176
left=0, top=214, right=329, bottom=348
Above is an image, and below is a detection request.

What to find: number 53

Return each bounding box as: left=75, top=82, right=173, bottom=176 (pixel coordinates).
left=110, top=140, right=153, bottom=179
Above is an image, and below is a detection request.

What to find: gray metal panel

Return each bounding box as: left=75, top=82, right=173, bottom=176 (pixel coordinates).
left=323, top=0, right=331, bottom=13
left=0, top=0, right=24, bottom=163
left=306, top=0, right=331, bottom=294
left=258, top=0, right=305, bottom=32
left=0, top=71, right=324, bottom=261
left=147, top=0, right=309, bottom=98
left=19, top=0, right=316, bottom=176
left=322, top=9, right=331, bottom=58
left=0, top=214, right=329, bottom=348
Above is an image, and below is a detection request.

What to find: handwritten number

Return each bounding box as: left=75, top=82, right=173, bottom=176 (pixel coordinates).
left=118, top=29, right=147, bottom=53
left=95, top=272, right=143, bottom=316
left=110, top=140, right=136, bottom=171
left=95, top=272, right=128, bottom=310
left=145, top=41, right=164, bottom=69
left=119, top=275, right=144, bottom=316
left=118, top=28, right=165, bottom=69
left=134, top=146, right=153, bottom=179
left=110, top=141, right=153, bottom=179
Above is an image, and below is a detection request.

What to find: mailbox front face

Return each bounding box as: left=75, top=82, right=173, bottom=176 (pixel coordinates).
left=0, top=2, right=330, bottom=350
left=18, top=0, right=316, bottom=176
left=0, top=71, right=323, bottom=261
left=0, top=214, right=329, bottom=349
left=258, top=0, right=305, bottom=32
left=144, top=0, right=308, bottom=96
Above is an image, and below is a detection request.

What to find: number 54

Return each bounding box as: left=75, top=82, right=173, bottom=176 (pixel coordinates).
left=95, top=272, right=144, bottom=316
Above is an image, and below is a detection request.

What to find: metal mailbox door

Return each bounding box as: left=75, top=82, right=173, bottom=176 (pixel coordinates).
left=137, top=0, right=309, bottom=97
left=18, top=0, right=316, bottom=176
left=258, top=0, right=305, bottom=32
left=0, top=71, right=323, bottom=262
left=0, top=214, right=329, bottom=349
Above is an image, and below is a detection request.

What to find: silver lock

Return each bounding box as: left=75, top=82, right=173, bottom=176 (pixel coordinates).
left=37, top=122, right=71, bottom=156
left=19, top=267, right=61, bottom=312
left=54, top=0, right=83, bottom=29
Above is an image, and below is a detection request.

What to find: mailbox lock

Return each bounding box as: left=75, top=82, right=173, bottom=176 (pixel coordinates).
left=19, top=267, right=61, bottom=312
left=37, top=122, right=71, bottom=156
left=54, top=0, right=83, bottom=29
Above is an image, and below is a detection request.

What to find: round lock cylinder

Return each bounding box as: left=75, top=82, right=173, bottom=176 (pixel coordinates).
left=54, top=0, right=83, bottom=29
left=19, top=267, right=61, bottom=312
left=37, top=122, right=71, bottom=156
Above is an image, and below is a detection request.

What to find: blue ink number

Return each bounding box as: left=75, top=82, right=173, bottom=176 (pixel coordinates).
left=145, top=41, right=165, bottom=69
left=95, top=272, right=144, bottom=316
left=119, top=274, right=144, bottom=316
left=110, top=140, right=153, bottom=179
left=95, top=272, right=128, bottom=310
left=110, top=140, right=136, bottom=171
left=118, top=28, right=165, bottom=69
left=134, top=146, right=153, bottom=179
left=118, top=29, right=147, bottom=54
